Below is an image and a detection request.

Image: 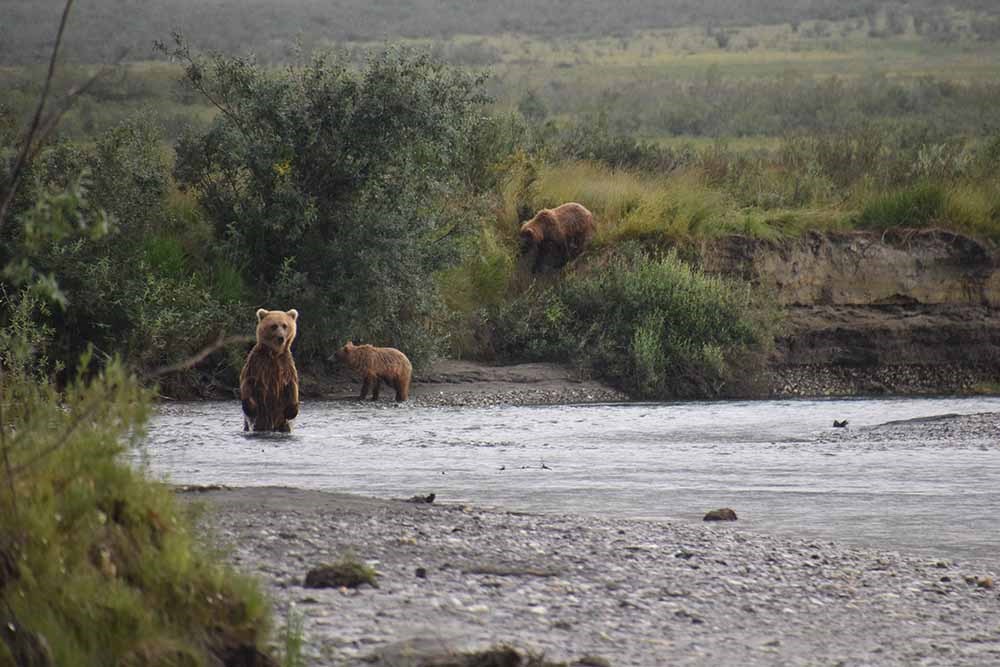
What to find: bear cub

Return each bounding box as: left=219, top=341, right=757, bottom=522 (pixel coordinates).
left=240, top=308, right=300, bottom=432
left=334, top=341, right=412, bottom=402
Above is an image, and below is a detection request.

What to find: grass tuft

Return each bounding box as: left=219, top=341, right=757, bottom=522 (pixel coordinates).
left=856, top=183, right=947, bottom=230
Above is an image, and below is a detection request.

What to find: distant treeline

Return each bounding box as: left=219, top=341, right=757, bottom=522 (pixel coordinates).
left=4, top=0, right=999, bottom=64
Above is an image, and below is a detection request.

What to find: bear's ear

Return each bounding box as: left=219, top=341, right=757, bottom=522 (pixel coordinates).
left=287, top=309, right=298, bottom=321
left=256, top=308, right=268, bottom=321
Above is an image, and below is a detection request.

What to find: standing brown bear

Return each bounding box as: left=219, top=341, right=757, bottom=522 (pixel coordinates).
left=334, top=341, right=412, bottom=402
left=519, top=202, right=595, bottom=273
left=240, top=308, right=300, bottom=432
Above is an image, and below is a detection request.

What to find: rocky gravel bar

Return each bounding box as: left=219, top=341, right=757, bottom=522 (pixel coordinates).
left=185, top=484, right=1000, bottom=667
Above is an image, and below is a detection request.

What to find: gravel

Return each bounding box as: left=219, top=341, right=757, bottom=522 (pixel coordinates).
left=187, top=484, right=1000, bottom=667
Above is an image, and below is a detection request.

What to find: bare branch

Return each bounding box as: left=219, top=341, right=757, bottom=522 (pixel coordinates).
left=26, top=63, right=121, bottom=165
left=0, top=0, right=76, bottom=230
left=0, top=369, right=16, bottom=516
left=146, top=334, right=255, bottom=379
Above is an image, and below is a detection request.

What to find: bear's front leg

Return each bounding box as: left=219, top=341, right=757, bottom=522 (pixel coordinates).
left=283, top=383, right=299, bottom=420
left=360, top=376, right=372, bottom=400
left=371, top=378, right=381, bottom=400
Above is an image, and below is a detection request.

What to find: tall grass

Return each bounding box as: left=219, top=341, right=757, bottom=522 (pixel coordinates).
left=855, top=180, right=1000, bottom=241
left=855, top=183, right=947, bottom=230
left=507, top=160, right=854, bottom=246
left=510, top=162, right=743, bottom=244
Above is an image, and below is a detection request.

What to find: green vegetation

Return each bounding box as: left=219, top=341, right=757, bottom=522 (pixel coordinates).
left=3, top=3, right=1000, bottom=401
left=0, top=15, right=275, bottom=662
left=0, top=300, right=273, bottom=666
left=280, top=608, right=306, bottom=667
left=0, top=114, right=244, bottom=395
left=163, top=37, right=488, bottom=366
left=485, top=247, right=776, bottom=398
left=5, top=12, right=1000, bottom=396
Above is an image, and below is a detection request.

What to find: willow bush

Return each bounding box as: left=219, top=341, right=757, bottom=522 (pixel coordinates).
left=165, top=37, right=491, bottom=367
left=485, top=246, right=776, bottom=399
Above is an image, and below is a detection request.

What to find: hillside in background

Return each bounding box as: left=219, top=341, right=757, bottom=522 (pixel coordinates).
left=3, top=0, right=999, bottom=63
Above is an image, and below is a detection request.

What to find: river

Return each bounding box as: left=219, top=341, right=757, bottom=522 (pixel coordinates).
left=144, top=396, right=1000, bottom=562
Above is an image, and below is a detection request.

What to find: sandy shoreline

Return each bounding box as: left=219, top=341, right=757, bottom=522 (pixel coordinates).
left=184, top=483, right=1000, bottom=667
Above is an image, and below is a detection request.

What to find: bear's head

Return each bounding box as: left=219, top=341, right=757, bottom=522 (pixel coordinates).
left=333, top=341, right=355, bottom=364
left=518, top=213, right=548, bottom=255
left=256, top=308, right=298, bottom=354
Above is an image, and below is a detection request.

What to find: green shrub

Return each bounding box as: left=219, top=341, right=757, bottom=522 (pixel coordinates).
left=167, top=39, right=490, bottom=367
left=2, top=120, right=246, bottom=393
left=856, top=183, right=947, bottom=230
left=486, top=247, right=776, bottom=398
left=143, top=235, right=189, bottom=281
left=0, top=343, right=273, bottom=666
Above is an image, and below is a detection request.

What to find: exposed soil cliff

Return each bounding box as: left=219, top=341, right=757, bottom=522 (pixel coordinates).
left=700, top=229, right=1000, bottom=396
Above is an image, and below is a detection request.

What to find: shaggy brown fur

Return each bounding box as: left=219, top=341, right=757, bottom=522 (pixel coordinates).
left=519, top=202, right=595, bottom=273
left=240, top=308, right=300, bottom=432
left=334, top=342, right=412, bottom=402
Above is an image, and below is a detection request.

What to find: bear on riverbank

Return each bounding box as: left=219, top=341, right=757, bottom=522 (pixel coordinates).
left=519, top=202, right=595, bottom=273
left=240, top=308, right=299, bottom=432
left=334, top=342, right=412, bottom=402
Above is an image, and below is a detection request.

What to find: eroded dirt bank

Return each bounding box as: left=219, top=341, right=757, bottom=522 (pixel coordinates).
left=701, top=229, right=1000, bottom=396
left=293, top=228, right=1000, bottom=403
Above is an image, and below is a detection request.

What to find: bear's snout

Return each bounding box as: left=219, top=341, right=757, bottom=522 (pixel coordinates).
left=519, top=233, right=535, bottom=255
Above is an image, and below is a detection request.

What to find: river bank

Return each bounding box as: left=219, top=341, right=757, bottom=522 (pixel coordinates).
left=186, top=480, right=1000, bottom=667
left=173, top=407, right=1000, bottom=666
left=301, top=357, right=997, bottom=409
left=300, top=359, right=630, bottom=408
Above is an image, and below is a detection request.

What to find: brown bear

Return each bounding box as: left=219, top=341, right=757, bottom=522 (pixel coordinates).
left=240, top=308, right=299, bottom=432
left=334, top=341, right=412, bottom=402
left=519, top=202, right=595, bottom=273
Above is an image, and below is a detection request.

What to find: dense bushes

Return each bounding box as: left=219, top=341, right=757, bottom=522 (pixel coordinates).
left=6, top=27, right=999, bottom=400
left=484, top=247, right=776, bottom=399
left=166, top=40, right=490, bottom=366
left=0, top=119, right=243, bottom=392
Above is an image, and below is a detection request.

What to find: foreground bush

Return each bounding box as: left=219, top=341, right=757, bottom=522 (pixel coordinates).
left=0, top=325, right=273, bottom=665
left=485, top=247, right=776, bottom=399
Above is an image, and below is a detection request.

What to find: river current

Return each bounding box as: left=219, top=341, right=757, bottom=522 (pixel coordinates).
left=144, top=396, right=1000, bottom=561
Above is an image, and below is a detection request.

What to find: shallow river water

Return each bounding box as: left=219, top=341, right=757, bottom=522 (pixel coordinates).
left=144, top=396, right=1000, bottom=561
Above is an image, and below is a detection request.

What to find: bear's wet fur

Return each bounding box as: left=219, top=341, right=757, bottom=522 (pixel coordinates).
left=240, top=308, right=300, bottom=432
left=334, top=342, right=412, bottom=402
